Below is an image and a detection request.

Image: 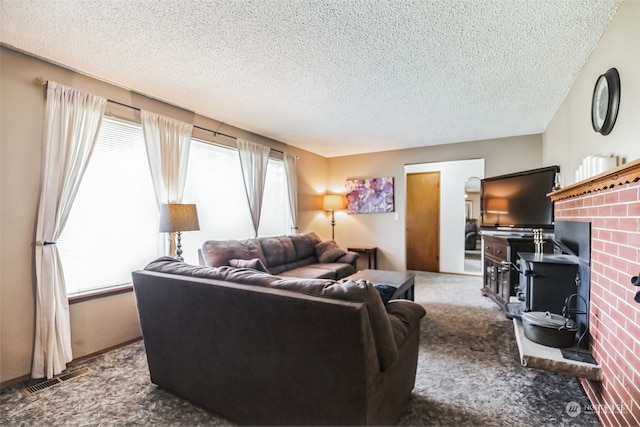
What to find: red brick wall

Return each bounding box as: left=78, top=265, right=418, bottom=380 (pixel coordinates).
left=555, top=181, right=640, bottom=426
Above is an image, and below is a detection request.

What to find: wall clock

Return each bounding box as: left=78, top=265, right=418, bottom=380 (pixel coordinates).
left=591, top=67, right=620, bottom=135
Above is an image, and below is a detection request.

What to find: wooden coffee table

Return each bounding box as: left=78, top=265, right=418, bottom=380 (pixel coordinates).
left=345, top=269, right=415, bottom=301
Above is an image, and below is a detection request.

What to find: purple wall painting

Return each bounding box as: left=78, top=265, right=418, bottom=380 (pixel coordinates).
left=345, top=177, right=394, bottom=214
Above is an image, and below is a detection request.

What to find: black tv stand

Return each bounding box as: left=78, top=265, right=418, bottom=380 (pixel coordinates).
left=481, top=233, right=553, bottom=310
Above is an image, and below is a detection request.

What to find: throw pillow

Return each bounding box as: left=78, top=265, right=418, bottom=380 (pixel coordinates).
left=229, top=258, right=270, bottom=273
left=374, top=284, right=397, bottom=305
left=315, top=240, right=347, bottom=263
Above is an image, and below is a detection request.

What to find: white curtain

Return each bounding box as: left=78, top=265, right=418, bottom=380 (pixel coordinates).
left=283, top=152, right=299, bottom=234
left=33, top=82, right=107, bottom=379
left=141, top=110, right=193, bottom=256
left=237, top=139, right=270, bottom=238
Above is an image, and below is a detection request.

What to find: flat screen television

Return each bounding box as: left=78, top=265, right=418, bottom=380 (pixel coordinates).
left=480, top=166, right=559, bottom=231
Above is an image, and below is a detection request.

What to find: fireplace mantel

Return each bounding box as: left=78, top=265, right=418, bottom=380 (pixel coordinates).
left=548, top=157, right=640, bottom=202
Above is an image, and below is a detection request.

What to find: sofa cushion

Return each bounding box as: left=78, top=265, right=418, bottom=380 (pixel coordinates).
left=277, top=262, right=355, bottom=280
left=229, top=258, right=270, bottom=273
left=278, top=266, right=336, bottom=279
left=315, top=240, right=347, bottom=263
left=259, top=233, right=327, bottom=274
left=267, top=256, right=316, bottom=275
left=258, top=233, right=325, bottom=271
left=259, top=236, right=298, bottom=268
left=288, top=232, right=322, bottom=259
left=308, top=263, right=355, bottom=279
left=201, top=239, right=268, bottom=268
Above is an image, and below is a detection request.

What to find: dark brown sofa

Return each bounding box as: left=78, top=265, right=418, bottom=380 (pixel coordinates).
left=132, top=257, right=426, bottom=425
left=199, top=232, right=358, bottom=280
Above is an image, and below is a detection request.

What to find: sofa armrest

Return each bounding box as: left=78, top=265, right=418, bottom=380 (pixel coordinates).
left=385, top=300, right=426, bottom=348
left=336, top=251, right=359, bottom=269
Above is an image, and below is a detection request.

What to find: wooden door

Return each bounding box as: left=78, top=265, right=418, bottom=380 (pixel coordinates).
left=406, top=172, right=440, bottom=271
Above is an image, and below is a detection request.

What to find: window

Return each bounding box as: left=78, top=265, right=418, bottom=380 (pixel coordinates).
left=59, top=122, right=291, bottom=293
left=180, top=139, right=290, bottom=265
left=57, top=117, right=160, bottom=294
left=258, top=157, right=289, bottom=237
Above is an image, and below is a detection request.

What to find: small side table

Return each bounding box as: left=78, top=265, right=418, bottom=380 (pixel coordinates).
left=347, top=246, right=378, bottom=269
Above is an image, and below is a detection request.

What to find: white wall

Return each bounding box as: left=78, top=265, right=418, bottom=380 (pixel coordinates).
left=544, top=0, right=640, bottom=181
left=405, top=159, right=484, bottom=274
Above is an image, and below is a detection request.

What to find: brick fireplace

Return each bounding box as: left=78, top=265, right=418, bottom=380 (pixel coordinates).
left=550, top=159, right=640, bottom=426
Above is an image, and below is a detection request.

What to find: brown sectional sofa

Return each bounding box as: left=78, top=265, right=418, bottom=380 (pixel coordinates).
left=199, top=232, right=359, bottom=280
left=132, top=257, right=426, bottom=425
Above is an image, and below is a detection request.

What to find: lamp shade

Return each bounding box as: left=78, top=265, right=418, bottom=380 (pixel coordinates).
left=159, top=204, right=200, bottom=232
left=323, top=194, right=345, bottom=211
left=486, top=198, right=508, bottom=214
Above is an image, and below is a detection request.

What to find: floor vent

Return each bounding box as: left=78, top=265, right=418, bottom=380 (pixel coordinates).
left=22, top=366, right=92, bottom=396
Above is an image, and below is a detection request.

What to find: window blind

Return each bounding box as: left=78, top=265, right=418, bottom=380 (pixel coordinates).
left=57, top=118, right=160, bottom=294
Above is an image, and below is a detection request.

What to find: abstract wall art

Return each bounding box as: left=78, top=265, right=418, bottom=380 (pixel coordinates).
left=345, top=177, right=394, bottom=214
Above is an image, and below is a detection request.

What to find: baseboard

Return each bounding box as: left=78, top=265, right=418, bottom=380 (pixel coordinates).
left=0, top=337, right=142, bottom=390
left=69, top=337, right=142, bottom=366
left=0, top=373, right=32, bottom=389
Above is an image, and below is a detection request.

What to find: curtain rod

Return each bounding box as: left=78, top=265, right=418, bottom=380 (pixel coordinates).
left=34, top=77, right=285, bottom=155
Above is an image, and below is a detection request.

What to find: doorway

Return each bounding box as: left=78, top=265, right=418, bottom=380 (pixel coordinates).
left=404, top=159, right=484, bottom=274
left=464, top=177, right=482, bottom=274
left=406, top=172, right=440, bottom=271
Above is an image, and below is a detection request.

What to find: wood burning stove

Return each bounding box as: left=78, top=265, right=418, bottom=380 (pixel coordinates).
left=516, top=253, right=580, bottom=314
left=505, top=221, right=592, bottom=351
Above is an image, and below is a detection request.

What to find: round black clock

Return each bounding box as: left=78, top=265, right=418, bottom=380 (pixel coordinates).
left=591, top=68, right=620, bottom=135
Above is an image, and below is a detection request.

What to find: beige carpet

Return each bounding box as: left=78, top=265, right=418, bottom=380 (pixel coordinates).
left=0, top=271, right=600, bottom=426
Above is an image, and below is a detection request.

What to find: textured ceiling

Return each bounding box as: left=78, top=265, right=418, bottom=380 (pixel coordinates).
left=0, top=0, right=622, bottom=157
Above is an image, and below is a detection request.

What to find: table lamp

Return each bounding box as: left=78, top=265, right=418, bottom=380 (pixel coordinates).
left=159, top=203, right=200, bottom=261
